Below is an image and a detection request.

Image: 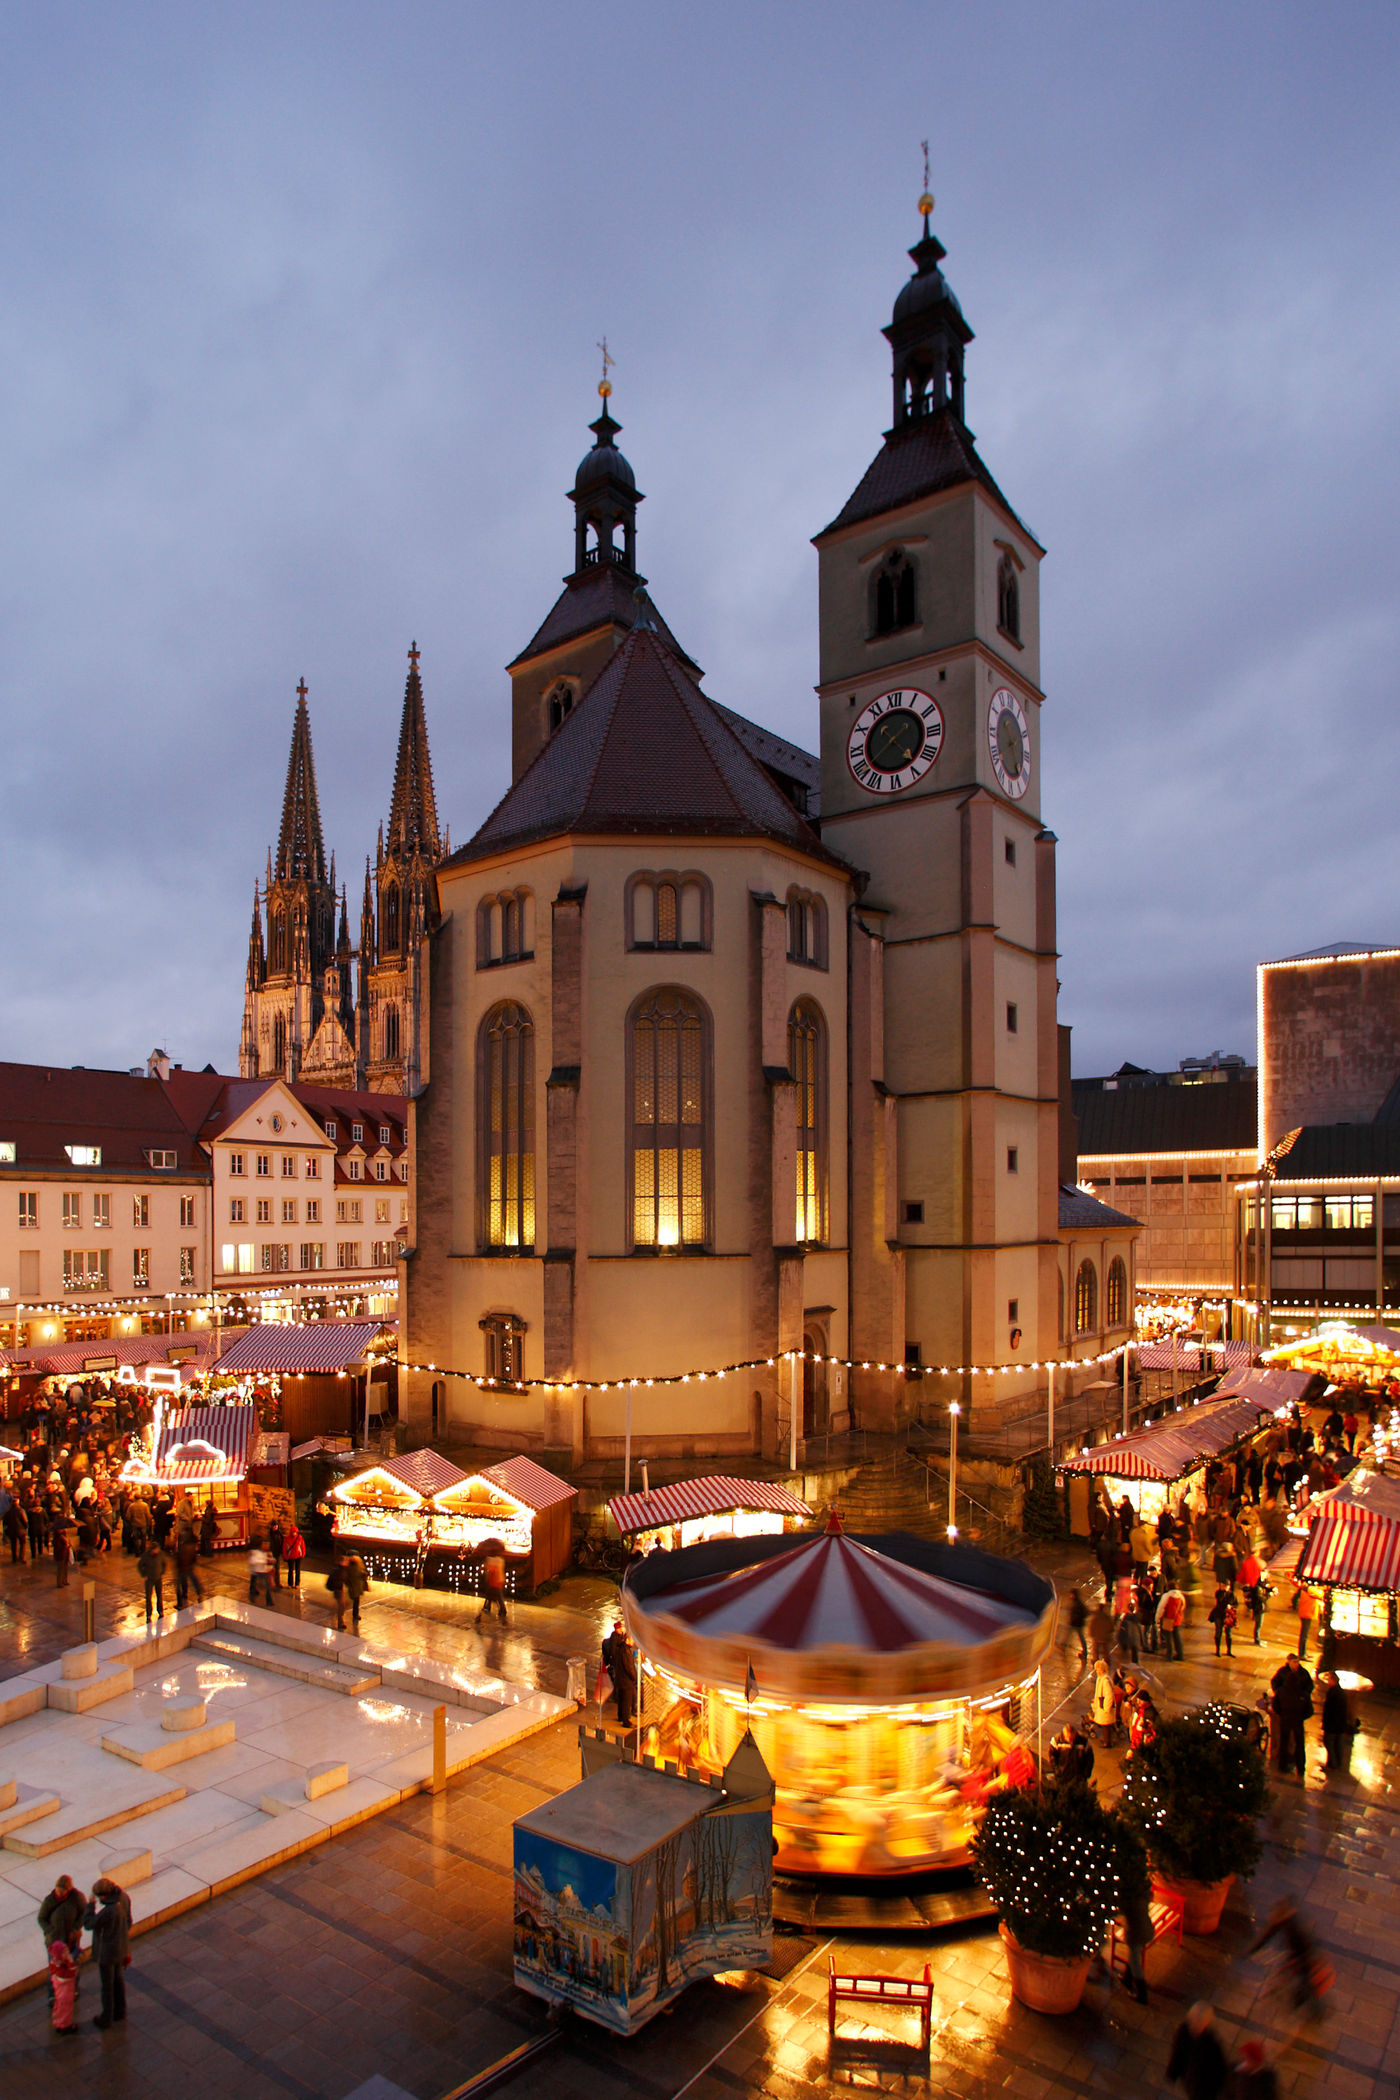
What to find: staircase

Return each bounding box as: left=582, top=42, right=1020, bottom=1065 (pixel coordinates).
left=834, top=1453, right=942, bottom=1538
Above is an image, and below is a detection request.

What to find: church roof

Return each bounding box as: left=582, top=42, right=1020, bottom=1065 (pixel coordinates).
left=817, top=405, right=1038, bottom=544
left=385, top=650, right=441, bottom=862
left=448, top=626, right=844, bottom=870
left=275, top=683, right=329, bottom=885
left=507, top=564, right=700, bottom=676
left=1058, top=1183, right=1140, bottom=1232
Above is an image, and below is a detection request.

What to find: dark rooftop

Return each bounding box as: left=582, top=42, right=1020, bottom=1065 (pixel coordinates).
left=1074, top=1077, right=1257, bottom=1156
left=817, top=404, right=1038, bottom=543
left=1275, top=1124, right=1400, bottom=1180
left=507, top=565, right=700, bottom=677
left=1058, top=1183, right=1141, bottom=1231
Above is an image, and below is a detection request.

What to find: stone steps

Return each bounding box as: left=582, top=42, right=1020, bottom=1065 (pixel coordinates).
left=2, top=1777, right=187, bottom=1858
left=192, top=1629, right=381, bottom=1696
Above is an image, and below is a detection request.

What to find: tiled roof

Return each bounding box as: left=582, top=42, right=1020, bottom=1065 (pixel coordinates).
left=215, top=1320, right=386, bottom=1374
left=1057, top=1183, right=1140, bottom=1231
left=1276, top=1124, right=1400, bottom=1180
left=449, top=627, right=846, bottom=870
left=0, top=1062, right=229, bottom=1175
left=817, top=407, right=1034, bottom=541
left=1074, top=1079, right=1257, bottom=1157
left=710, top=702, right=819, bottom=805
left=481, top=1454, right=577, bottom=1511
left=507, top=565, right=700, bottom=675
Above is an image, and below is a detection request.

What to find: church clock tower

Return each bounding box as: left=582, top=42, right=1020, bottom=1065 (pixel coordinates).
left=814, top=191, right=1060, bottom=1418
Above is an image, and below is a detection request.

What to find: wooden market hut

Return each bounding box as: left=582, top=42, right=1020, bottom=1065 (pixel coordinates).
left=1297, top=1468, right=1400, bottom=1686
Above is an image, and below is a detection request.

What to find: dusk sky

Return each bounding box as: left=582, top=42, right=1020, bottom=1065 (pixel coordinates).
left=1, top=4, right=1396, bottom=1081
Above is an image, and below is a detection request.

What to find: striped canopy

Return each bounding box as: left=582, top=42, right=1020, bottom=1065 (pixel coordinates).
left=1298, top=1509, right=1400, bottom=1593
left=154, top=1403, right=256, bottom=1483
left=610, top=1475, right=810, bottom=1538
left=1214, top=1367, right=1314, bottom=1408
left=1058, top=1395, right=1271, bottom=1484
left=623, top=1519, right=1054, bottom=1705
left=1136, top=1340, right=1253, bottom=1371
left=482, top=1455, right=577, bottom=1512
left=215, top=1321, right=386, bottom=1374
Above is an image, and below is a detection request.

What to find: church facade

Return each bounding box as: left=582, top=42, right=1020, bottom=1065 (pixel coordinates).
left=401, top=203, right=1132, bottom=1464
left=239, top=652, right=444, bottom=1095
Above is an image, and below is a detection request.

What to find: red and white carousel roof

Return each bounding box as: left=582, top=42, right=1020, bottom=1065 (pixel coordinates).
left=623, top=1515, right=1054, bottom=1707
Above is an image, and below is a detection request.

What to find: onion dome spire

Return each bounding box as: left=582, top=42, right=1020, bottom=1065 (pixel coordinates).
left=570, top=341, right=641, bottom=576
left=885, top=154, right=973, bottom=430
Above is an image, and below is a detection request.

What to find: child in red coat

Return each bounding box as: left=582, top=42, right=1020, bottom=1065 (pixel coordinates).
left=48, top=1939, right=78, bottom=2034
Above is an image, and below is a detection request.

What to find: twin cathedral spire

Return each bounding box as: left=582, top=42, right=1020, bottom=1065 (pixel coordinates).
left=239, top=649, right=444, bottom=1095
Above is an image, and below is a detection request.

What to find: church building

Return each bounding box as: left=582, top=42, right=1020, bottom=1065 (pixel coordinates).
left=401, top=198, right=1131, bottom=1465
left=240, top=650, right=445, bottom=1094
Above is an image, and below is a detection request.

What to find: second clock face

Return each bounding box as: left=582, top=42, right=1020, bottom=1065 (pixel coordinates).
left=847, top=688, right=944, bottom=795
left=987, top=686, right=1031, bottom=799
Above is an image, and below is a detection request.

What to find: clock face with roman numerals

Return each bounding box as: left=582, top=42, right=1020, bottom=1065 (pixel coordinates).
left=847, top=688, right=944, bottom=795
left=987, top=686, right=1031, bottom=799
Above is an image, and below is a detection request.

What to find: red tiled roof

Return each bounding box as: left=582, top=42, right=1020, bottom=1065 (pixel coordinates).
left=450, top=628, right=846, bottom=871
left=609, top=1475, right=811, bottom=1537
left=481, top=1454, right=577, bottom=1511
left=0, top=1061, right=229, bottom=1176
left=215, top=1321, right=386, bottom=1374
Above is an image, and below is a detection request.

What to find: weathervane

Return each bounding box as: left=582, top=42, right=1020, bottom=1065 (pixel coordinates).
left=596, top=335, right=615, bottom=401
left=919, top=139, right=934, bottom=228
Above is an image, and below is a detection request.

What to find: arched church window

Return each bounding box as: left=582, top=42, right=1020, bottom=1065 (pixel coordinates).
left=272, top=1012, right=287, bottom=1073
left=384, top=884, right=401, bottom=955
left=786, top=889, right=828, bottom=969
left=790, top=998, right=827, bottom=1244
left=998, top=552, right=1021, bottom=642
left=629, top=987, right=710, bottom=1249
left=1058, top=1268, right=1066, bottom=1343
left=872, top=548, right=918, bottom=637
left=546, top=680, right=577, bottom=734
left=1106, top=1256, right=1128, bottom=1329
left=627, top=873, right=711, bottom=952
left=476, top=889, right=534, bottom=967
left=1075, top=1259, right=1098, bottom=1336
left=478, top=1002, right=535, bottom=1251
left=270, top=912, right=287, bottom=975
left=384, top=1005, right=400, bottom=1064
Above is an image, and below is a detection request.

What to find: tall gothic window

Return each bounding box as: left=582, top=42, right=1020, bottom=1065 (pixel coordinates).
left=998, top=552, right=1021, bottom=641
left=546, top=680, right=576, bottom=733
left=272, top=1012, right=287, bottom=1073
left=790, top=999, right=827, bottom=1243
left=384, top=883, right=401, bottom=954
left=872, top=548, right=917, bottom=636
left=1075, top=1259, right=1098, bottom=1335
left=786, top=889, right=828, bottom=968
left=478, top=1002, right=535, bottom=1250
left=629, top=987, right=710, bottom=1249
left=270, top=912, right=287, bottom=974
left=384, top=1004, right=400, bottom=1063
left=1106, top=1256, right=1128, bottom=1328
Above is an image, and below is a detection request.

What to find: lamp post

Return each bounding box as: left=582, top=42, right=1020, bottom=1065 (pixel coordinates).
left=947, top=1401, right=960, bottom=1539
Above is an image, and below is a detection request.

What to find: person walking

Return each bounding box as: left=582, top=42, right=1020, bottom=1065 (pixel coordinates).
left=1128, top=1516, right=1154, bottom=1580
left=475, top=1542, right=508, bottom=1626
left=1209, top=1586, right=1238, bottom=1658
left=266, top=1518, right=284, bottom=1590
left=136, top=1541, right=167, bottom=1622
left=1089, top=1659, right=1119, bottom=1746
left=247, top=1538, right=273, bottom=1607
left=1156, top=1580, right=1186, bottom=1661
left=1065, top=1588, right=1089, bottom=1662
left=1319, top=1671, right=1353, bottom=1775
left=1166, top=2002, right=1229, bottom=2100
left=282, top=1520, right=307, bottom=1588
left=85, top=1877, right=132, bottom=2030
left=52, top=1519, right=72, bottom=1589
left=3, top=1491, right=25, bottom=1563
left=1115, top=1607, right=1143, bottom=1666
left=342, top=1552, right=369, bottom=1632
left=174, top=1531, right=204, bottom=1611
left=1270, top=1655, right=1314, bottom=1777
left=603, top=1618, right=637, bottom=1726
left=1295, top=1584, right=1318, bottom=1660
left=1087, top=1600, right=1114, bottom=1664
left=199, top=1498, right=218, bottom=1557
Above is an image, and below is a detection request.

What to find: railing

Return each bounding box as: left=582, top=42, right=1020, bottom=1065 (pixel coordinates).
left=582, top=545, right=632, bottom=570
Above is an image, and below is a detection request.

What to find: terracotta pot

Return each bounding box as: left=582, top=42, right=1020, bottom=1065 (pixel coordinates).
left=998, top=1922, right=1091, bottom=2014
left=1152, top=1871, right=1234, bottom=1934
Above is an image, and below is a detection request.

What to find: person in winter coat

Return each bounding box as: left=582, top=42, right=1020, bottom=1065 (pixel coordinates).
left=1046, top=1721, right=1095, bottom=1790
left=475, top=1543, right=508, bottom=1625
left=1209, top=1586, right=1238, bottom=1657
left=247, top=1539, right=273, bottom=1607
left=48, top=1938, right=79, bottom=2034
left=199, top=1499, right=218, bottom=1556
left=342, top=1552, right=370, bottom=1632
left=1166, top=2002, right=1229, bottom=2100
left=1065, top=1588, right=1089, bottom=1661
left=1231, top=2038, right=1279, bottom=2100
left=85, top=1877, right=132, bottom=2029
left=1319, top=1672, right=1353, bottom=1774
left=1115, top=1609, right=1143, bottom=1664
left=282, top=1521, right=307, bottom=1587
left=51, top=1521, right=72, bottom=1588
left=1156, top=1581, right=1187, bottom=1661
left=136, top=1542, right=167, bottom=1621
left=1089, top=1659, right=1119, bottom=1744
left=266, top=1519, right=284, bottom=1589
left=1121, top=1882, right=1154, bottom=2004
left=174, top=1532, right=204, bottom=1610
left=1295, top=1584, right=1318, bottom=1659
left=1087, top=1601, right=1114, bottom=1664
left=604, top=1619, right=637, bottom=1725
left=1128, top=1519, right=1154, bottom=1577
left=1270, top=1655, right=1314, bottom=1775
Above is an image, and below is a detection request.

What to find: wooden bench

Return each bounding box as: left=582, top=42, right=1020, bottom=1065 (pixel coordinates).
left=1107, top=1893, right=1184, bottom=1978
left=828, top=1959, right=933, bottom=2052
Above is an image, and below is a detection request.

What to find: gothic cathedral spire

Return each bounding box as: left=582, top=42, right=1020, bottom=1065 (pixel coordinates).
left=240, top=682, right=340, bottom=1082
left=386, top=643, right=441, bottom=863
left=364, top=644, right=443, bottom=1094
left=276, top=679, right=329, bottom=884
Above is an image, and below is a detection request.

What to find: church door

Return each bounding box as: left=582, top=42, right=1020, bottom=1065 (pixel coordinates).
left=801, top=1330, right=829, bottom=1438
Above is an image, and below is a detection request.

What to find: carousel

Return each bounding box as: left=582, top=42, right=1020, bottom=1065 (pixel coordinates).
left=621, top=1513, right=1055, bottom=1881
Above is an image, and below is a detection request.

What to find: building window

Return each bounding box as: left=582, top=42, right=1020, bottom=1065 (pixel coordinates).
left=64, top=1144, right=101, bottom=1167
left=229, top=1153, right=245, bottom=1176
left=628, top=873, right=711, bottom=952
left=179, top=1195, right=196, bottom=1228
left=179, top=1246, right=196, bottom=1284
left=399, top=1199, right=409, bottom=1224
left=397, top=1159, right=410, bottom=1182
left=903, top=1200, right=924, bottom=1225
left=256, top=1154, right=271, bottom=1177
left=272, top=1013, right=287, bottom=1071
left=261, top=1243, right=290, bottom=1272
left=1075, top=1259, right=1098, bottom=1334
left=872, top=547, right=918, bottom=636
left=0, top=1141, right=13, bottom=1164
left=256, top=1199, right=272, bottom=1224
left=281, top=1154, right=297, bottom=1178
left=305, top=1155, right=319, bottom=1178
left=18, top=1192, right=37, bottom=1228
left=477, top=889, right=534, bottom=967
left=371, top=1239, right=395, bottom=1265
left=382, top=1004, right=401, bottom=1063
left=997, top=551, right=1021, bottom=641
left=1058, top=1268, right=1065, bottom=1341
left=346, top=1158, right=363, bottom=1182
left=374, top=1158, right=389, bottom=1182
left=337, top=1241, right=361, bottom=1269
left=546, top=679, right=577, bottom=734
left=230, top=1199, right=246, bottom=1224
left=270, top=912, right=287, bottom=973
left=378, top=1125, right=393, bottom=1145
left=351, top=1123, right=364, bottom=1143
left=385, top=882, right=403, bottom=954
left=481, top=1313, right=525, bottom=1383
left=63, top=1248, right=108, bottom=1292
left=147, top=1149, right=177, bottom=1169
left=1106, top=1256, right=1128, bottom=1327
left=336, top=1199, right=363, bottom=1224
left=1007, top=1147, right=1019, bottom=1174
left=133, top=1194, right=150, bottom=1229
left=1005, top=837, right=1017, bottom=866
left=375, top=1198, right=390, bottom=1224
left=132, top=1247, right=150, bottom=1287
left=306, top=1199, right=320, bottom=1224
left=300, top=1242, right=324, bottom=1270
left=1008, top=1297, right=1019, bottom=1324
left=786, top=889, right=828, bottom=969
left=282, top=1199, right=298, bottom=1225
left=92, top=1194, right=110, bottom=1229
left=630, top=986, right=710, bottom=1249
left=62, top=1193, right=82, bottom=1229
left=324, top=1121, right=337, bottom=1140
left=479, top=1001, right=535, bottom=1250
left=1006, top=1002, right=1018, bottom=1034
left=790, top=999, right=827, bottom=1244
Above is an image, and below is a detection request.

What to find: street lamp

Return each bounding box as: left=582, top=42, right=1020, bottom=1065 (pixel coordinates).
left=947, top=1402, right=960, bottom=1539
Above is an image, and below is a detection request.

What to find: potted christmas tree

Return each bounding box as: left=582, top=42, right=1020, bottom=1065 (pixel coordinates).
left=971, top=1784, right=1148, bottom=2014
left=1120, top=1704, right=1269, bottom=1934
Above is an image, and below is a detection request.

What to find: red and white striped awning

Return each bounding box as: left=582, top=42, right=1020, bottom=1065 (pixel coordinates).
left=154, top=1403, right=256, bottom=1482
left=1297, top=1509, right=1400, bottom=1593
left=1214, top=1367, right=1314, bottom=1408
left=215, top=1321, right=386, bottom=1375
left=1136, top=1340, right=1254, bottom=1371
left=1059, top=1395, right=1272, bottom=1483
left=0, top=1333, right=223, bottom=1377
left=609, top=1475, right=811, bottom=1538
left=482, top=1455, right=577, bottom=1512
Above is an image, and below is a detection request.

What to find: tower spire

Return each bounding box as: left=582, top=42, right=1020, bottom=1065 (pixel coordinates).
left=275, top=679, right=329, bottom=883
left=385, top=642, right=441, bottom=860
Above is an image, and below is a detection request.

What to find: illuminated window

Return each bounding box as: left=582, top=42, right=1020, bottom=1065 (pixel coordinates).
left=481, top=1313, right=525, bottom=1382
left=1075, top=1259, right=1098, bottom=1334
left=133, top=1194, right=149, bottom=1229
left=786, top=889, right=828, bottom=968
left=0, top=1141, right=13, bottom=1164
left=300, top=1242, right=324, bottom=1270
left=179, top=1247, right=195, bottom=1284
left=337, top=1241, right=361, bottom=1269
left=179, top=1195, right=196, bottom=1228
left=1106, top=1257, right=1128, bottom=1327
left=132, top=1248, right=150, bottom=1287
left=65, top=1144, right=101, bottom=1167
left=305, top=1155, right=319, bottom=1179
left=63, top=1248, right=108, bottom=1292
left=629, top=872, right=710, bottom=951
left=630, top=987, right=709, bottom=1249
left=399, top=1199, right=409, bottom=1223
left=371, top=1239, right=395, bottom=1265
left=479, top=1001, right=535, bottom=1250
left=62, top=1192, right=82, bottom=1229
left=18, top=1192, right=37, bottom=1228
left=238, top=1243, right=254, bottom=1274
left=790, top=998, right=827, bottom=1243
left=375, top=1199, right=390, bottom=1223
left=92, top=1194, right=110, bottom=1229
left=260, top=1243, right=290, bottom=1272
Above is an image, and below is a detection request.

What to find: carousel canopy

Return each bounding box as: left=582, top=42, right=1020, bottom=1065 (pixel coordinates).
left=1059, top=1395, right=1271, bottom=1483
left=1264, top=1323, right=1400, bottom=1381
left=609, top=1475, right=810, bottom=1538
left=215, top=1321, right=386, bottom=1375
left=622, top=1518, right=1054, bottom=1706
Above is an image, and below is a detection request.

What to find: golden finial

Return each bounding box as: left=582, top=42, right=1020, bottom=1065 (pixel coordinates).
left=597, top=335, right=615, bottom=400
left=919, top=138, right=934, bottom=222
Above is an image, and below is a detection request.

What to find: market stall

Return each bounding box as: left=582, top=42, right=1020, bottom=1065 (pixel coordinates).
left=1296, top=1468, right=1400, bottom=1686
left=330, top=1449, right=576, bottom=1596
left=119, top=1399, right=258, bottom=1546
left=608, top=1476, right=811, bottom=1552
left=1264, top=1322, right=1400, bottom=1390
left=1211, top=1366, right=1317, bottom=1410
left=215, top=1321, right=392, bottom=1443
left=1058, top=1393, right=1275, bottom=1534
left=620, top=1516, right=1054, bottom=1879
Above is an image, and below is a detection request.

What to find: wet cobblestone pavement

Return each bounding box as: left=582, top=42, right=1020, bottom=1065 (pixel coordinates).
left=0, top=1534, right=1395, bottom=2099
